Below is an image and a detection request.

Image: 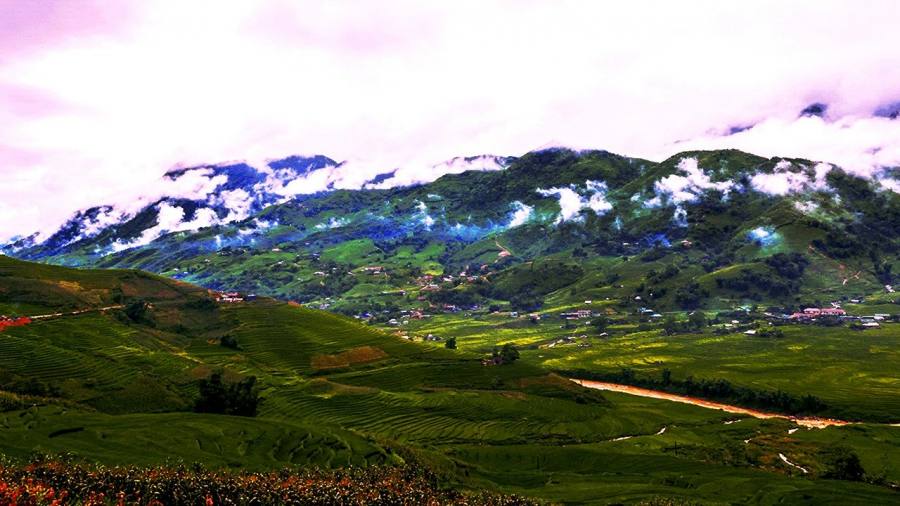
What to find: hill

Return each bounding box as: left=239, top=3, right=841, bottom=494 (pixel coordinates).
left=2, top=257, right=900, bottom=503
left=4, top=148, right=897, bottom=320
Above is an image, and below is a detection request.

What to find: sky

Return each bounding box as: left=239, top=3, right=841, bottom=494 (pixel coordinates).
left=2, top=0, right=900, bottom=241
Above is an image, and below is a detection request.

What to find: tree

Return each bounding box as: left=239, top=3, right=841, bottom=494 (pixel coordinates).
left=688, top=311, right=707, bottom=330
left=662, top=315, right=678, bottom=335
left=444, top=337, right=457, bottom=349
left=124, top=299, right=151, bottom=325
left=195, top=372, right=260, bottom=417
left=228, top=376, right=260, bottom=417
left=492, top=343, right=520, bottom=365
left=821, top=446, right=866, bottom=481
left=220, top=335, right=240, bottom=350
left=661, top=368, right=672, bottom=386
left=195, top=372, right=228, bottom=414
left=591, top=316, right=608, bottom=332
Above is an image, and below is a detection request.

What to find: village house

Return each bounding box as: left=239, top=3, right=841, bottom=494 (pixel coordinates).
left=789, top=307, right=846, bottom=320
left=216, top=292, right=244, bottom=303
left=560, top=309, right=593, bottom=320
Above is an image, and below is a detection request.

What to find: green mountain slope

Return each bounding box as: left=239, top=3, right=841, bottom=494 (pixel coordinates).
left=9, top=148, right=894, bottom=322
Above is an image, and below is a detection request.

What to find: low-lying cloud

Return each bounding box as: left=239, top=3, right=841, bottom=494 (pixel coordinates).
left=2, top=2, right=900, bottom=241
left=537, top=180, right=612, bottom=224
left=749, top=160, right=831, bottom=196
left=646, top=157, right=735, bottom=207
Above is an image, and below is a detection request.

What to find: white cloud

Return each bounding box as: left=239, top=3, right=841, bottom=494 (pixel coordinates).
left=508, top=201, right=533, bottom=227
left=412, top=200, right=436, bottom=228
left=880, top=178, right=900, bottom=193
left=210, top=188, right=254, bottom=222
left=794, top=200, right=819, bottom=214
left=651, top=157, right=735, bottom=205
left=537, top=180, right=613, bottom=223
left=314, top=216, right=350, bottom=230
left=749, top=160, right=831, bottom=196
left=3, top=2, right=900, bottom=240
left=109, top=202, right=223, bottom=253
left=367, top=155, right=509, bottom=190
left=78, top=207, right=129, bottom=240
left=667, top=115, right=900, bottom=180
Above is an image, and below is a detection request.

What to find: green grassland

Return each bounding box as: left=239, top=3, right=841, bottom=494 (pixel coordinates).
left=400, top=309, right=900, bottom=422
left=2, top=256, right=900, bottom=503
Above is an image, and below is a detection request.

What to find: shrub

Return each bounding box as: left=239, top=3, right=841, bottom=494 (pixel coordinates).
left=219, top=335, right=241, bottom=350
left=194, top=372, right=260, bottom=417
left=821, top=446, right=866, bottom=482
left=491, top=344, right=520, bottom=365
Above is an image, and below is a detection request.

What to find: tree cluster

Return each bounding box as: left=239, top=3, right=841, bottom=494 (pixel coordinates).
left=195, top=372, right=260, bottom=417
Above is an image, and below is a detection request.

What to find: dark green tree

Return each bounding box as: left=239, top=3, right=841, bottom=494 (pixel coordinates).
left=821, top=446, right=865, bottom=482
left=688, top=311, right=707, bottom=330
left=195, top=372, right=228, bottom=414
left=195, top=372, right=260, bottom=417
left=492, top=343, right=520, bottom=365
left=124, top=299, right=151, bottom=324
left=662, top=315, right=678, bottom=335
left=220, top=335, right=240, bottom=350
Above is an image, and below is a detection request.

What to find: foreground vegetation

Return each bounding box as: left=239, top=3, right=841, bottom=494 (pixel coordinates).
left=0, top=459, right=535, bottom=505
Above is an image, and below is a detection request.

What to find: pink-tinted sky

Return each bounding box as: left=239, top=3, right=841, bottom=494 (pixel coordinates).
left=2, top=0, right=900, bottom=240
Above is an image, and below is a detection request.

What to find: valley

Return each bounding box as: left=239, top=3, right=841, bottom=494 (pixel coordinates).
left=1, top=148, right=899, bottom=504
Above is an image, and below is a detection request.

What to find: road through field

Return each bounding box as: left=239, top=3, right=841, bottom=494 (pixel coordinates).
left=572, top=379, right=855, bottom=428
left=29, top=305, right=124, bottom=320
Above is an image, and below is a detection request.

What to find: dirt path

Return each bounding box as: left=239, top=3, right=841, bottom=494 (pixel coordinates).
left=779, top=453, right=809, bottom=474
left=494, top=239, right=512, bottom=260
left=572, top=379, right=855, bottom=428
left=29, top=305, right=124, bottom=320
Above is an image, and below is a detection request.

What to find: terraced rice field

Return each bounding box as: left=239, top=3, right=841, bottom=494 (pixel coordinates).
left=2, top=284, right=900, bottom=503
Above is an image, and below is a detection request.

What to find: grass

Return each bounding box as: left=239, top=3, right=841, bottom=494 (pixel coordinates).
left=3, top=256, right=900, bottom=503
left=0, top=407, right=392, bottom=470
left=534, top=323, right=900, bottom=422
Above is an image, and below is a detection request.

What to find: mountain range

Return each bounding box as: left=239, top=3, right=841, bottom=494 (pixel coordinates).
left=4, top=148, right=899, bottom=316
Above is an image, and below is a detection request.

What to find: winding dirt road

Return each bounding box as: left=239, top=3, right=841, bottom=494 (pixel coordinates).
left=572, top=379, right=854, bottom=428
left=29, top=305, right=124, bottom=320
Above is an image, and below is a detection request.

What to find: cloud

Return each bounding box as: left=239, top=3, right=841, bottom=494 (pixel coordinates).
left=749, top=160, right=831, bottom=196
left=314, top=216, right=350, bottom=230
left=210, top=188, right=254, bottom=222
left=367, top=155, right=509, bottom=189
left=649, top=157, right=735, bottom=205
left=747, top=226, right=781, bottom=247
left=537, top=180, right=612, bottom=223
left=110, top=202, right=220, bottom=252
left=508, top=201, right=533, bottom=227
left=3, top=1, right=900, bottom=240
left=79, top=206, right=128, bottom=239
left=413, top=200, right=436, bottom=229
left=669, top=115, right=900, bottom=181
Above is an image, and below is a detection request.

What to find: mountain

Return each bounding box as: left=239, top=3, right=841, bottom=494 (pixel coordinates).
left=2, top=153, right=513, bottom=261
left=6, top=148, right=898, bottom=317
